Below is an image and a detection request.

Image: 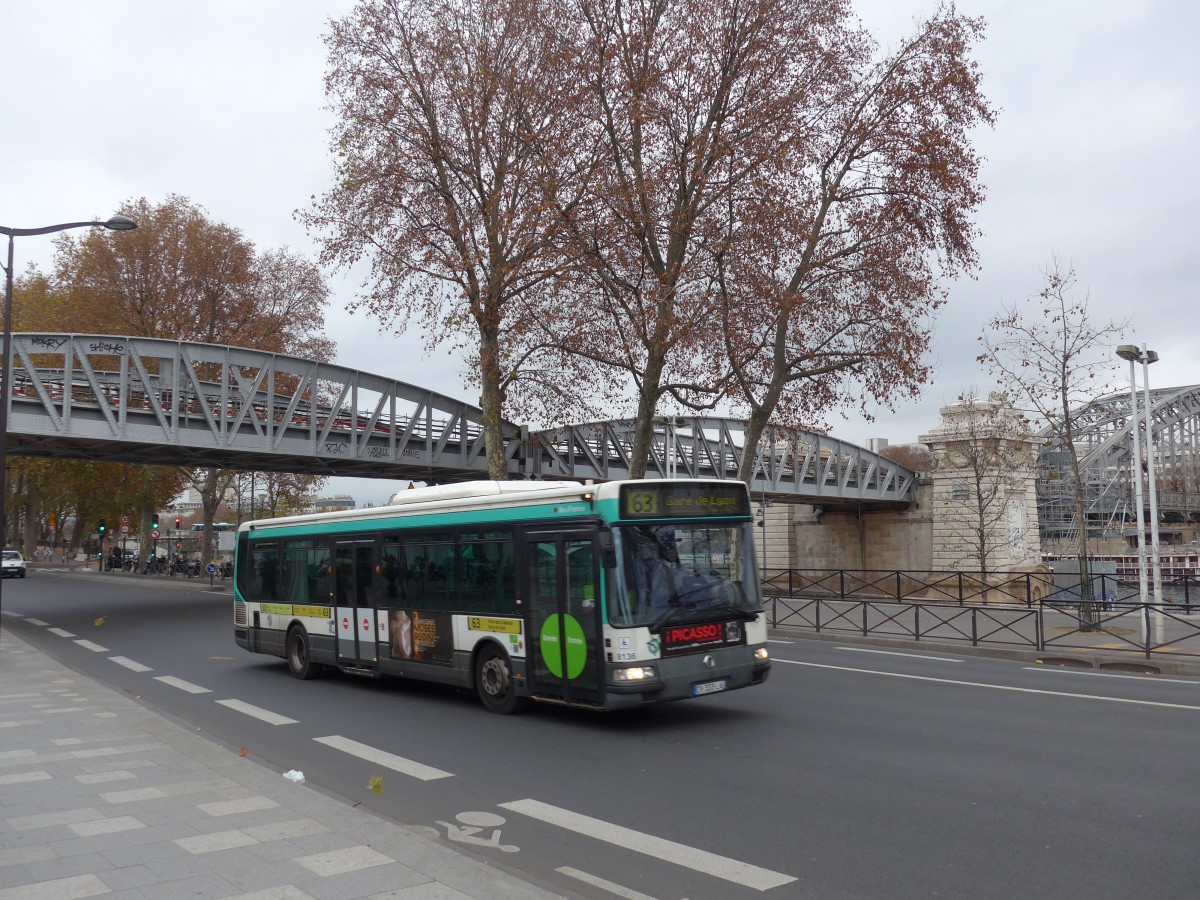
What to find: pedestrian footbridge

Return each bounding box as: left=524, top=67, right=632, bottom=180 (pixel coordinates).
left=3, top=333, right=916, bottom=507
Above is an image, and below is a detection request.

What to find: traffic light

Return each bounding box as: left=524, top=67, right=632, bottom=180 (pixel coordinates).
left=152, top=513, right=159, bottom=531
left=98, top=518, right=106, bottom=535
left=175, top=516, right=182, bottom=529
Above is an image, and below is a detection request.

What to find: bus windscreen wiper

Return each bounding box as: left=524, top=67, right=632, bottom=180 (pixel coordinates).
left=649, top=600, right=697, bottom=631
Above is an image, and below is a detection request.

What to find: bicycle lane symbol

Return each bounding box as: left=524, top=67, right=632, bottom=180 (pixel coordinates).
left=417, top=811, right=519, bottom=852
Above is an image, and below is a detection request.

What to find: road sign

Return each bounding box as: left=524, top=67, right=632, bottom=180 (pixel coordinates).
left=206, top=563, right=217, bottom=575
left=119, top=513, right=130, bottom=526
left=119, top=523, right=131, bottom=535
left=150, top=529, right=160, bottom=540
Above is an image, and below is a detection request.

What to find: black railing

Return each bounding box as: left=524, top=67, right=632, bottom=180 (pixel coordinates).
left=764, top=568, right=1198, bottom=611
left=765, top=569, right=1200, bottom=659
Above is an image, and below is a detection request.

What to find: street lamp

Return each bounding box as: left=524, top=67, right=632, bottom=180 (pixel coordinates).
left=1116, top=345, right=1150, bottom=607
left=1117, top=343, right=1164, bottom=643
left=0, top=216, right=138, bottom=626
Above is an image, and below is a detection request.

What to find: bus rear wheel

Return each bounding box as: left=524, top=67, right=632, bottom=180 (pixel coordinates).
left=476, top=646, right=525, bottom=714
left=287, top=627, right=321, bottom=680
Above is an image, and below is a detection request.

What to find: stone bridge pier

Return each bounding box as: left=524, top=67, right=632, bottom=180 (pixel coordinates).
left=760, top=394, right=1043, bottom=575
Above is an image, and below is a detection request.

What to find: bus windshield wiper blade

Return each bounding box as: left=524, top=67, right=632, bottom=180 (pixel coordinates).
left=649, top=601, right=696, bottom=631
left=699, top=603, right=758, bottom=621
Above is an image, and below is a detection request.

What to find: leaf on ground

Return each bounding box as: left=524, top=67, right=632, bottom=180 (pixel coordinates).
left=368, top=775, right=384, bottom=795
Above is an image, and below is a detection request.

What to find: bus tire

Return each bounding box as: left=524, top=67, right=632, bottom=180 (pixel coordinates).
left=286, top=627, right=321, bottom=680
left=475, top=645, right=525, bottom=714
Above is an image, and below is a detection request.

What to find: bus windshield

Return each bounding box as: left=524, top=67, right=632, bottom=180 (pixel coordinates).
left=610, top=522, right=762, bottom=627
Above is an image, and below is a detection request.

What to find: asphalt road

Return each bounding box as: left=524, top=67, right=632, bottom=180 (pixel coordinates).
left=4, top=569, right=1199, bottom=900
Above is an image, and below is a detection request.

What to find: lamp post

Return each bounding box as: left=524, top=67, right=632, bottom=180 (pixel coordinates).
left=1116, top=343, right=1163, bottom=645
left=1138, top=346, right=1163, bottom=607
left=0, top=216, right=138, bottom=627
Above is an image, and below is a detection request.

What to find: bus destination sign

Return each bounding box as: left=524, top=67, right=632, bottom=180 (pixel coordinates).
left=619, top=483, right=750, bottom=520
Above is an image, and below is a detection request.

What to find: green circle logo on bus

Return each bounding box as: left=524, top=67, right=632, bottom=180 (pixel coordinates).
left=540, top=614, right=587, bottom=679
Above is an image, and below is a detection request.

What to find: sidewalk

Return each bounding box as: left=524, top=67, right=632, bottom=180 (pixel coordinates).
left=0, top=629, right=562, bottom=900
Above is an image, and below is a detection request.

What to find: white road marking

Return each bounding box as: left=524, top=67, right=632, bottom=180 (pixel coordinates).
left=775, top=659, right=1200, bottom=711
left=1022, top=667, right=1199, bottom=684
left=313, top=735, right=453, bottom=781
left=153, top=676, right=212, bottom=694
left=216, top=699, right=298, bottom=725
left=501, top=799, right=796, bottom=891
left=48, top=628, right=76, bottom=638
left=74, top=640, right=109, bottom=653
left=766, top=638, right=792, bottom=644
left=109, top=656, right=153, bottom=673
left=22, top=618, right=49, bottom=626
left=557, top=865, right=661, bottom=899
left=836, top=647, right=961, bottom=662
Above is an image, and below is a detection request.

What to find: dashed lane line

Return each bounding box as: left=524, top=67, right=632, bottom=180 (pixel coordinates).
left=74, top=640, right=109, bottom=653
left=152, top=676, right=212, bottom=694
left=556, top=866, right=660, bottom=899
left=109, top=656, right=153, bottom=673
left=501, top=798, right=796, bottom=891
left=313, top=735, right=454, bottom=781
left=216, top=699, right=299, bottom=725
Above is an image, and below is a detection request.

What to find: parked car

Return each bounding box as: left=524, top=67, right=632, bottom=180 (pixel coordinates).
left=2, top=549, right=26, bottom=578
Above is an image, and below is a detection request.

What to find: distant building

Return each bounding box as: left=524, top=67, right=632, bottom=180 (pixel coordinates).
left=299, top=494, right=356, bottom=515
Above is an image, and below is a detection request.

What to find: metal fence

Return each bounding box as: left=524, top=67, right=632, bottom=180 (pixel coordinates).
left=763, top=568, right=1200, bottom=610
left=764, top=569, right=1200, bottom=660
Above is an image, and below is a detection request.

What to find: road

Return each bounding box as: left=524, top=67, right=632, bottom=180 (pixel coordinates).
left=3, top=570, right=1199, bottom=899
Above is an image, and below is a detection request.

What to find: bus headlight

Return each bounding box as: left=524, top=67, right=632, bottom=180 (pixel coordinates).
left=613, top=665, right=657, bottom=682
left=754, top=647, right=769, bottom=662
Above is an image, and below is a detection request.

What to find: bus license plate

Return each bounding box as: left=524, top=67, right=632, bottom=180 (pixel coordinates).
left=692, top=679, right=728, bottom=696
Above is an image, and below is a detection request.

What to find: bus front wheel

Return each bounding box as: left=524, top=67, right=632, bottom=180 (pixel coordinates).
left=475, top=646, right=525, bottom=714
left=287, top=627, right=321, bottom=680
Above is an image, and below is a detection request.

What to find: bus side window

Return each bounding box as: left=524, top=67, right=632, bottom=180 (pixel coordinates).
left=250, top=542, right=279, bottom=603
left=382, top=536, right=403, bottom=602
left=402, top=532, right=455, bottom=610
left=283, top=541, right=310, bottom=604
left=310, top=543, right=333, bottom=601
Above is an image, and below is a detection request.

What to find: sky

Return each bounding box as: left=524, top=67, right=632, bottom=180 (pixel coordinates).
left=5, top=0, right=1198, bottom=507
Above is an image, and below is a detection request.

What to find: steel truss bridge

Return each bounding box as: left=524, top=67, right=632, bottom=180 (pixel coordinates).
left=2, top=333, right=915, bottom=507
left=1039, top=384, right=1200, bottom=542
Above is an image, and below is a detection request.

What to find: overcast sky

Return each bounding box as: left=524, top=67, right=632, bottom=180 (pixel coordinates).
left=5, top=0, right=1197, bottom=506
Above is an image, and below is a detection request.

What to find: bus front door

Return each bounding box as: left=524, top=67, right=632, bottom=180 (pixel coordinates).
left=334, top=539, right=378, bottom=666
left=524, top=530, right=603, bottom=706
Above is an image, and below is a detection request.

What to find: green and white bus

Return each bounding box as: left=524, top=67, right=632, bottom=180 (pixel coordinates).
left=233, top=479, right=771, bottom=713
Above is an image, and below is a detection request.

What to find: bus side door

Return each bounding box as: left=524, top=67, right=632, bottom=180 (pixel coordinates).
left=334, top=538, right=379, bottom=665
left=522, top=528, right=603, bottom=705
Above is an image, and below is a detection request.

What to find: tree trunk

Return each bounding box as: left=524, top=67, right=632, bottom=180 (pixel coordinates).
left=628, top=351, right=669, bottom=480
left=199, top=475, right=220, bottom=566
left=478, top=324, right=508, bottom=481
left=21, top=477, right=38, bottom=559
left=736, top=407, right=771, bottom=485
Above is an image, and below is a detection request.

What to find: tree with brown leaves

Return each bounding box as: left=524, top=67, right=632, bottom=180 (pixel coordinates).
left=710, top=4, right=995, bottom=483
left=306, top=0, right=593, bottom=478
left=559, top=0, right=861, bottom=477
left=49, top=195, right=335, bottom=561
